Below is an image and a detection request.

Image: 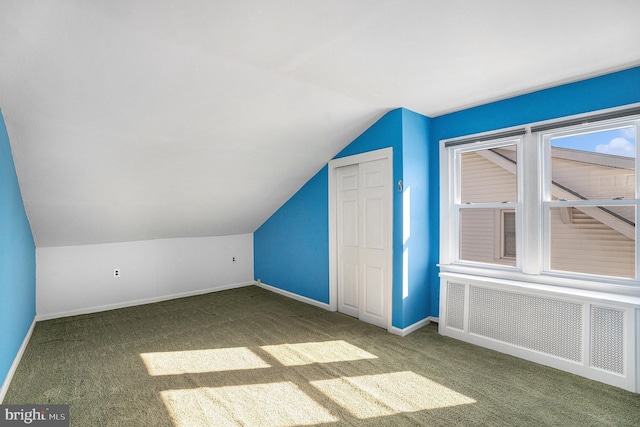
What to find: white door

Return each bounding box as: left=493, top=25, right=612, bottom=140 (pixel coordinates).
left=336, top=158, right=390, bottom=328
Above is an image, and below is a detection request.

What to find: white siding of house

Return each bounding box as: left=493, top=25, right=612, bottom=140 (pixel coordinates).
left=459, top=208, right=494, bottom=264
left=461, top=150, right=516, bottom=204
left=552, top=156, right=634, bottom=222
left=550, top=207, right=635, bottom=278
left=459, top=151, right=516, bottom=266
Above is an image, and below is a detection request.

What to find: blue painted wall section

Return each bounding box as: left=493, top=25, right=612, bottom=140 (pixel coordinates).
left=255, top=108, right=434, bottom=329
left=0, top=110, right=36, bottom=391
left=400, top=109, right=432, bottom=327
left=432, top=67, right=640, bottom=141
left=254, top=166, right=330, bottom=303
left=429, top=66, right=640, bottom=315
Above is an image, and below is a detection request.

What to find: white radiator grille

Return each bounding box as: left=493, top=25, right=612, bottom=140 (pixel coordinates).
left=591, top=306, right=625, bottom=375
left=446, top=282, right=465, bottom=331
left=468, top=286, right=583, bottom=362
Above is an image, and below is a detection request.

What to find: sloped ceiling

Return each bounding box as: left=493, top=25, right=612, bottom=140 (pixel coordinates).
left=1, top=0, right=639, bottom=247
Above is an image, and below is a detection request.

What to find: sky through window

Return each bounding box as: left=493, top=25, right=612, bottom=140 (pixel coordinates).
left=551, top=127, right=636, bottom=158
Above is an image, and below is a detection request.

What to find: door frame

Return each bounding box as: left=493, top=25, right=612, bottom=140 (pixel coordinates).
left=328, top=147, right=393, bottom=332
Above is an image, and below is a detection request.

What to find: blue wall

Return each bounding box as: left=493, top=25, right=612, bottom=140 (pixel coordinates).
left=400, top=109, right=432, bottom=327
left=255, top=108, right=433, bottom=329
left=0, top=109, right=36, bottom=392
left=429, top=66, right=640, bottom=315
left=432, top=67, right=640, bottom=141
left=254, top=166, right=330, bottom=303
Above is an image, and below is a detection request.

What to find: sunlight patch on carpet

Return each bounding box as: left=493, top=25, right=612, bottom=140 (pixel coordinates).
left=140, top=347, right=271, bottom=376
left=161, top=382, right=338, bottom=427
left=310, top=371, right=476, bottom=418
left=260, top=340, right=378, bottom=366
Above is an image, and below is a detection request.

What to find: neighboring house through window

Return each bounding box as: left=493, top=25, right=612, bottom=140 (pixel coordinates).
left=457, top=141, right=520, bottom=267
left=543, top=125, right=636, bottom=278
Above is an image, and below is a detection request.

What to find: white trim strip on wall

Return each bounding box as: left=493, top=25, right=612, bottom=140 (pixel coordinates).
left=255, top=281, right=331, bottom=311
left=389, top=316, right=436, bottom=337
left=0, top=317, right=36, bottom=404
left=36, top=281, right=255, bottom=321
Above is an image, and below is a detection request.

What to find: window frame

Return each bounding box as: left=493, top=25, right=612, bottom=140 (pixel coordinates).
left=449, top=136, right=523, bottom=270
left=540, top=118, right=640, bottom=281
left=440, top=106, right=640, bottom=293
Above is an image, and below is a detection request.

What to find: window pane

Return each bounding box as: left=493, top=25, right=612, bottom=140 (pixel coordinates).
left=459, top=208, right=516, bottom=266
left=549, top=206, right=635, bottom=278
left=460, top=145, right=517, bottom=204
left=550, top=127, right=635, bottom=201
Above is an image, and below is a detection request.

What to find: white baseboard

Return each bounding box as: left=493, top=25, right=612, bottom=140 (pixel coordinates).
left=36, top=281, right=254, bottom=321
left=256, top=281, right=437, bottom=336
left=255, top=281, right=331, bottom=311
left=389, top=316, right=434, bottom=337
left=0, top=317, right=36, bottom=404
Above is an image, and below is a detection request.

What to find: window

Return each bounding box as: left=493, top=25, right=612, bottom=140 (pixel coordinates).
left=455, top=141, right=520, bottom=268
left=441, top=107, right=640, bottom=288
left=543, top=123, right=637, bottom=279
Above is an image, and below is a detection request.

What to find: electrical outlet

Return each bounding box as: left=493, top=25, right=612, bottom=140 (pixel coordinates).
left=232, top=257, right=236, bottom=262
left=113, top=269, right=120, bottom=278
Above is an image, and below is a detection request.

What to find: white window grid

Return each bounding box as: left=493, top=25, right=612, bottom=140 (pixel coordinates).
left=540, top=118, right=640, bottom=281
left=451, top=137, right=523, bottom=270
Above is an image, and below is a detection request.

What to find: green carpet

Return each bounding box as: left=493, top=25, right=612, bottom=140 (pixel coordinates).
left=5, top=286, right=640, bottom=426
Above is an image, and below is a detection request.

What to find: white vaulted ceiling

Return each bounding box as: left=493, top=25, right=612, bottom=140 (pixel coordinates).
left=1, top=0, right=639, bottom=247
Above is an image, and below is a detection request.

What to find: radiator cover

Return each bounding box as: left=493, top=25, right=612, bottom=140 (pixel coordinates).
left=468, top=286, right=583, bottom=362
left=440, top=273, right=638, bottom=393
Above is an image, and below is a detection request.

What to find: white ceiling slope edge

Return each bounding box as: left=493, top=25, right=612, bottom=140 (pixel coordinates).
left=1, top=0, right=639, bottom=247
